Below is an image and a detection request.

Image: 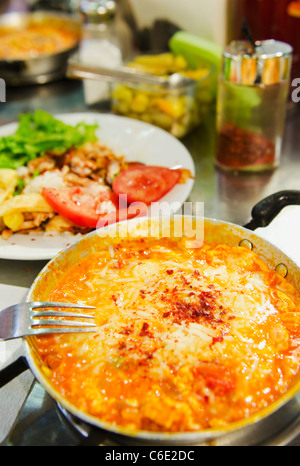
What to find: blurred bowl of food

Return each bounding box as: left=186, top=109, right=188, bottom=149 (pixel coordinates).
left=0, top=11, right=81, bottom=86
left=110, top=52, right=216, bottom=138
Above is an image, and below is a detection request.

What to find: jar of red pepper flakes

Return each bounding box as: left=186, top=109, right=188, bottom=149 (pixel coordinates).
left=215, top=40, right=293, bottom=172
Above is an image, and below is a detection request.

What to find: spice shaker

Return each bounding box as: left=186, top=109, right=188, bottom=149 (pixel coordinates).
left=215, top=40, right=293, bottom=172
left=79, top=0, right=133, bottom=105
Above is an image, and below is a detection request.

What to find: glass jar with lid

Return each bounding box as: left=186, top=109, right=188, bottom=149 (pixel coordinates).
left=215, top=39, right=293, bottom=172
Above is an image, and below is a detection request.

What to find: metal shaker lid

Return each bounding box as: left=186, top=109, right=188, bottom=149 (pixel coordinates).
left=80, top=0, right=116, bottom=24
left=222, top=40, right=293, bottom=85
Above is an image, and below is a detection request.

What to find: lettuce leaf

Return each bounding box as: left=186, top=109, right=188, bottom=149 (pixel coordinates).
left=0, top=110, right=98, bottom=169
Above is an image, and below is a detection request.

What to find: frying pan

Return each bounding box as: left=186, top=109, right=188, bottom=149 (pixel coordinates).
left=1, top=189, right=300, bottom=446
left=0, top=11, right=81, bottom=86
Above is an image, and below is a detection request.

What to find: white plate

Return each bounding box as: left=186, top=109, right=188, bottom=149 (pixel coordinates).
left=0, top=113, right=195, bottom=261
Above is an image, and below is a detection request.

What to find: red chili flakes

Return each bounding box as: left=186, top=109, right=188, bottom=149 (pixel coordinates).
left=211, top=336, right=224, bottom=345
left=216, top=123, right=275, bottom=168
left=139, top=322, right=153, bottom=338
left=198, top=291, right=217, bottom=311
left=118, top=341, right=127, bottom=350
left=180, top=274, right=190, bottom=286
left=166, top=270, right=174, bottom=275
left=160, top=290, right=223, bottom=325
left=140, top=290, right=147, bottom=299
left=165, top=301, right=212, bottom=325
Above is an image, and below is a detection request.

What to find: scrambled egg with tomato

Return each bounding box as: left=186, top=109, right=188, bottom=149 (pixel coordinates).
left=32, top=233, right=300, bottom=433
left=0, top=23, right=78, bottom=60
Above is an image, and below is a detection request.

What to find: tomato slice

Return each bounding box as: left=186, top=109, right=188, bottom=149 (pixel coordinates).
left=42, top=187, right=147, bottom=229
left=112, top=165, right=181, bottom=204
left=42, top=187, right=115, bottom=228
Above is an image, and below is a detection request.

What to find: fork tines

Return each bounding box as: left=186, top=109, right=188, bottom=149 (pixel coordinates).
left=30, top=302, right=97, bottom=333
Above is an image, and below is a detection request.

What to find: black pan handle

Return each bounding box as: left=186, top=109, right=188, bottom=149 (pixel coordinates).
left=0, top=356, right=28, bottom=389
left=245, top=190, right=300, bottom=231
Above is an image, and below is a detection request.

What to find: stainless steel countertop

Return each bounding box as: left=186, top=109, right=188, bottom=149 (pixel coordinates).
left=0, top=78, right=300, bottom=445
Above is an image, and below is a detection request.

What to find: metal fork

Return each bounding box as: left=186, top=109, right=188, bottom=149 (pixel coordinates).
left=0, top=302, right=96, bottom=340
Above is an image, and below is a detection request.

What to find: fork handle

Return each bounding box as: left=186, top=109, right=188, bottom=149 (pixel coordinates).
left=0, top=356, right=28, bottom=389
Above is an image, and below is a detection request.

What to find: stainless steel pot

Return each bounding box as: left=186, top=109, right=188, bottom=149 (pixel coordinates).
left=0, top=11, right=81, bottom=86
left=2, top=190, right=300, bottom=446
